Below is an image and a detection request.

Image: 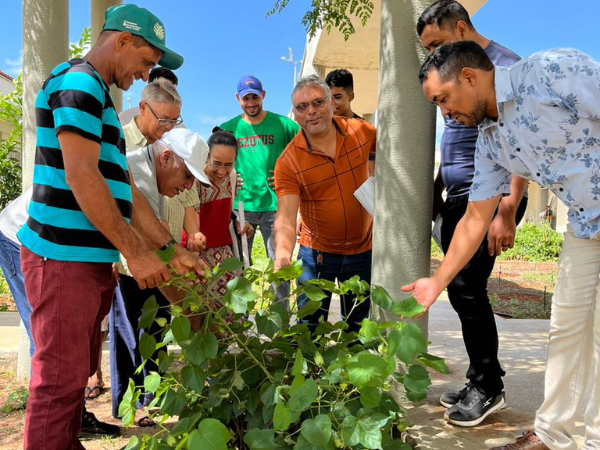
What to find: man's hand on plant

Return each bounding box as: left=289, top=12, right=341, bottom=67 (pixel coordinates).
left=170, top=245, right=210, bottom=284
left=236, top=221, right=254, bottom=238
left=401, top=277, right=445, bottom=318
left=267, top=169, right=275, bottom=189
left=186, top=232, right=207, bottom=252
left=128, top=250, right=170, bottom=290
left=274, top=256, right=291, bottom=272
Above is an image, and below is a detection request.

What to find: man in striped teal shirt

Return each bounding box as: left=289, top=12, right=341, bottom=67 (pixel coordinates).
left=16, top=5, right=203, bottom=449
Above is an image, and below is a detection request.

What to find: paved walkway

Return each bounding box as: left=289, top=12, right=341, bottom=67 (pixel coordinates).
left=0, top=296, right=588, bottom=449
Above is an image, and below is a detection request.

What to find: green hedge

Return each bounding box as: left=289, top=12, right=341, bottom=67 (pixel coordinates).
left=499, top=222, right=563, bottom=262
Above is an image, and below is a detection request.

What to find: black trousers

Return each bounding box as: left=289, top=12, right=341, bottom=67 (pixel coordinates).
left=109, top=274, right=171, bottom=418
left=440, top=194, right=527, bottom=396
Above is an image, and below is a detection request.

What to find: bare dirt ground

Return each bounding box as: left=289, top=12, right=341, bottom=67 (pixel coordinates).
left=0, top=259, right=558, bottom=449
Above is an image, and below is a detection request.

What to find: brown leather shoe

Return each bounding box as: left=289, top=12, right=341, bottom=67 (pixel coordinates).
left=490, top=430, right=550, bottom=450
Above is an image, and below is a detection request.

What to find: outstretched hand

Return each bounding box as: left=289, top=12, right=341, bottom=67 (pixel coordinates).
left=401, top=277, right=445, bottom=318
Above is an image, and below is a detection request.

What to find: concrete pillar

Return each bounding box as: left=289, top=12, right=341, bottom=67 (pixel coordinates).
left=19, top=0, right=69, bottom=380
left=22, top=0, right=69, bottom=190
left=371, top=0, right=437, bottom=338
left=91, top=0, right=123, bottom=112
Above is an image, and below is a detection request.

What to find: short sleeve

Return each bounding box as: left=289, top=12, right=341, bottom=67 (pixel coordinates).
left=275, top=154, right=300, bottom=197
left=468, top=133, right=512, bottom=201
left=48, top=71, right=106, bottom=143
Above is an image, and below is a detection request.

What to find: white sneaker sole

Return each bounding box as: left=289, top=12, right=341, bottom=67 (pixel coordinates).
left=444, top=396, right=506, bottom=427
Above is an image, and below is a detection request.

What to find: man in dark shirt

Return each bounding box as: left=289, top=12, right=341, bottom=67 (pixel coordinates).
left=416, top=0, right=528, bottom=427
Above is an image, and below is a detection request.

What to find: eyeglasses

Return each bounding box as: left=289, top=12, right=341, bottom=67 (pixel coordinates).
left=145, top=102, right=183, bottom=128
left=293, top=96, right=330, bottom=113
left=209, top=161, right=234, bottom=171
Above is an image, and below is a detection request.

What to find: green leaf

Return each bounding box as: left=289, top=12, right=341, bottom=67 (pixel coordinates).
left=271, top=260, right=303, bottom=280
left=370, top=286, right=393, bottom=311
left=171, top=316, right=192, bottom=343
left=223, top=277, right=258, bottom=314
left=144, top=371, right=161, bottom=394
left=123, top=436, right=140, bottom=450
left=297, top=299, right=321, bottom=319
left=390, top=297, right=424, bottom=318
left=260, top=383, right=277, bottom=408
left=294, top=435, right=334, bottom=450
left=301, top=414, right=332, bottom=447
left=155, top=317, right=167, bottom=327
left=139, top=296, right=159, bottom=330
left=347, top=353, right=395, bottom=389
left=288, top=378, right=319, bottom=412
left=256, top=310, right=283, bottom=339
left=387, top=329, right=401, bottom=357
left=343, top=276, right=369, bottom=295
left=181, top=364, right=207, bottom=393
left=186, top=332, right=218, bottom=365
left=244, top=428, right=279, bottom=449
left=188, top=419, right=232, bottom=450
left=160, top=388, right=187, bottom=415
left=394, top=323, right=427, bottom=365
left=292, top=350, right=304, bottom=377
left=403, top=365, right=431, bottom=402
left=342, top=411, right=388, bottom=449
left=273, top=402, right=292, bottom=431
left=359, top=386, right=381, bottom=408
left=358, top=319, right=379, bottom=344
left=155, top=243, right=176, bottom=264
left=139, top=332, right=157, bottom=360
left=417, top=353, right=450, bottom=374
left=157, top=350, right=174, bottom=373
left=219, top=257, right=245, bottom=273
left=300, top=283, right=328, bottom=302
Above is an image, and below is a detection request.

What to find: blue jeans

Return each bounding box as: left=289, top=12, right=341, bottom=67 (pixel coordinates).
left=0, top=231, right=34, bottom=357
left=296, top=246, right=372, bottom=334
left=245, top=211, right=290, bottom=307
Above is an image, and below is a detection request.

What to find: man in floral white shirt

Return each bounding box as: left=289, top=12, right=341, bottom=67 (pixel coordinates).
left=404, top=41, right=600, bottom=450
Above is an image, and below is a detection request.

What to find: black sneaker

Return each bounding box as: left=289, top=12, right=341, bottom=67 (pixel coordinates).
left=444, top=387, right=506, bottom=427
left=439, top=383, right=474, bottom=408
left=79, top=408, right=120, bottom=440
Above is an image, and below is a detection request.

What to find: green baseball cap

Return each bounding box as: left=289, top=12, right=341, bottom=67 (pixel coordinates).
left=102, top=4, right=183, bottom=70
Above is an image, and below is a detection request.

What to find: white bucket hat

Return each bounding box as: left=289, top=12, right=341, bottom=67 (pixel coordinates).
left=159, top=128, right=210, bottom=185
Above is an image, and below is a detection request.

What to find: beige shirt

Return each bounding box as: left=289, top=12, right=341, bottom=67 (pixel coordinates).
left=122, top=116, right=200, bottom=244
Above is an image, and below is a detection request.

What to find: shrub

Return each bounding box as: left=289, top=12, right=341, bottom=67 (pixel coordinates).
left=120, top=253, right=448, bottom=450
left=499, top=222, right=563, bottom=262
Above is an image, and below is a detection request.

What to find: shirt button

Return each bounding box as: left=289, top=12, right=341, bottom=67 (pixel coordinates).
left=536, top=173, right=541, bottom=177
left=559, top=187, right=564, bottom=192
left=516, top=148, right=521, bottom=152
left=499, top=122, right=504, bottom=127
left=580, top=208, right=584, bottom=212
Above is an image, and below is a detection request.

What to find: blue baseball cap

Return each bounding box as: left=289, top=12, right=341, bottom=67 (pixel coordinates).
left=237, top=75, right=263, bottom=97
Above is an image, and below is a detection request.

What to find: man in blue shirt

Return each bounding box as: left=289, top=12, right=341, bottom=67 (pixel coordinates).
left=407, top=42, right=600, bottom=450
left=18, top=5, right=204, bottom=449
left=416, top=0, right=528, bottom=428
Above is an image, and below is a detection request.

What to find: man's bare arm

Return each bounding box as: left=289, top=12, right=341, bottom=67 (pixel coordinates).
left=488, top=176, right=528, bottom=256
left=60, top=132, right=168, bottom=289
left=402, top=195, right=501, bottom=315
left=274, top=194, right=301, bottom=270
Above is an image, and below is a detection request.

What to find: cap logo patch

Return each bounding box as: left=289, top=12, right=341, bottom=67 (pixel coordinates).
left=154, top=23, right=165, bottom=40
left=122, top=20, right=141, bottom=31
left=245, top=81, right=254, bottom=85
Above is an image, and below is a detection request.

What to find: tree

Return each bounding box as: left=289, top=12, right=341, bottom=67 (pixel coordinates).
left=267, top=0, right=375, bottom=41
left=0, top=27, right=91, bottom=208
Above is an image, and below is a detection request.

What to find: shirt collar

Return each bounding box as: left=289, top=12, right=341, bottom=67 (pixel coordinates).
left=296, top=116, right=347, bottom=153
left=126, top=116, right=147, bottom=148
left=479, top=67, right=513, bottom=132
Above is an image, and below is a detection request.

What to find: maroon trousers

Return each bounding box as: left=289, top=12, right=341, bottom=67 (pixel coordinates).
left=21, top=247, right=116, bottom=450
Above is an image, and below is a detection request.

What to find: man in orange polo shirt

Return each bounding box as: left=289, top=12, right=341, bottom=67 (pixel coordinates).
left=274, top=75, right=376, bottom=333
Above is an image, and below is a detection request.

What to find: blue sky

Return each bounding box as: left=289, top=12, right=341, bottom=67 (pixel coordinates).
left=3, top=0, right=600, bottom=140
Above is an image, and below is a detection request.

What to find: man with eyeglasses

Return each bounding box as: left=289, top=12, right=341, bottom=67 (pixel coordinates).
left=274, top=75, right=376, bottom=333
left=220, top=75, right=300, bottom=308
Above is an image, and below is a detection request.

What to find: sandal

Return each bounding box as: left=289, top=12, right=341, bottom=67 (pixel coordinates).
left=84, top=384, right=105, bottom=399
left=135, top=415, right=155, bottom=427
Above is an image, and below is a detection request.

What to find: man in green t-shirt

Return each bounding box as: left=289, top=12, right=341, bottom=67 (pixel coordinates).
left=220, top=75, right=300, bottom=305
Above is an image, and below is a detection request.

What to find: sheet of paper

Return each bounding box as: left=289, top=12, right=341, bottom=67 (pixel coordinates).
left=353, top=177, right=375, bottom=217
left=432, top=213, right=443, bottom=251
left=237, top=201, right=250, bottom=268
